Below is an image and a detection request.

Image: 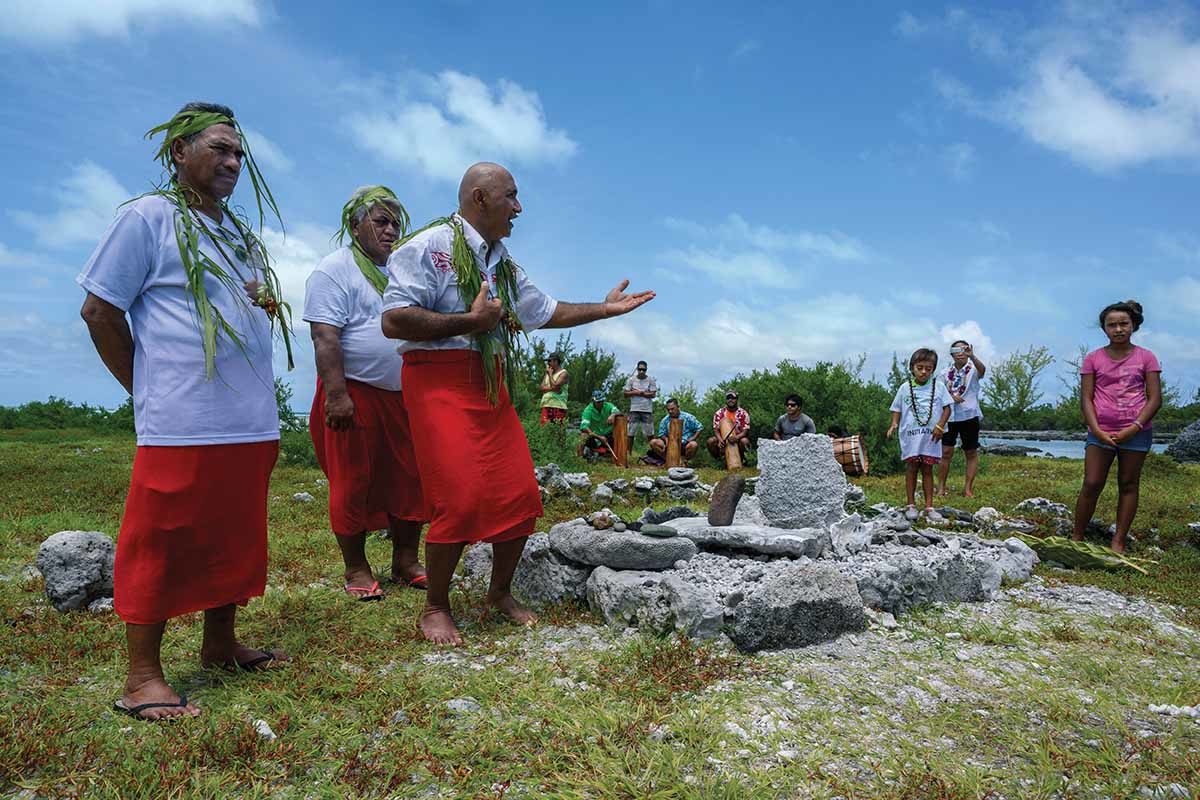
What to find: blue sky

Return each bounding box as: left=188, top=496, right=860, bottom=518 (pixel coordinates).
left=2, top=1, right=1198, bottom=410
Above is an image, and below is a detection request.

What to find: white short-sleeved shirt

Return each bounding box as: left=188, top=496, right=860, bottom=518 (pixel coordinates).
left=944, top=363, right=982, bottom=422
left=76, top=194, right=279, bottom=446
left=303, top=247, right=402, bottom=392
left=382, top=215, right=557, bottom=354
left=890, top=379, right=952, bottom=460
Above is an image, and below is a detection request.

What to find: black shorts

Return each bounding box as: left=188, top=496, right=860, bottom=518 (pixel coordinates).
left=944, top=418, right=980, bottom=451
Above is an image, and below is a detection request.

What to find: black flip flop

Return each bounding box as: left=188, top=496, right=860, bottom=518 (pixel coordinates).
left=113, top=695, right=192, bottom=721
left=209, top=649, right=285, bottom=673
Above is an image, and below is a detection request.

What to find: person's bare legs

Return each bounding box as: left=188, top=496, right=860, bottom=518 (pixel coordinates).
left=199, top=604, right=290, bottom=669
left=121, top=621, right=200, bottom=719
left=920, top=463, right=935, bottom=511
left=904, top=462, right=918, bottom=509
left=1111, top=450, right=1148, bottom=553
left=334, top=531, right=376, bottom=591
left=1073, top=446, right=1116, bottom=540
left=705, top=436, right=722, bottom=460
left=962, top=448, right=979, bottom=497
left=420, top=541, right=466, bottom=645
left=486, top=536, right=537, bottom=626
left=683, top=440, right=699, bottom=464
left=388, top=517, right=425, bottom=584
left=936, top=445, right=954, bottom=496
left=648, top=438, right=666, bottom=456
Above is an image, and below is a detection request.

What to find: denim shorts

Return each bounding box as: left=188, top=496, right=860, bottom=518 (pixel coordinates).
left=1085, top=428, right=1153, bottom=453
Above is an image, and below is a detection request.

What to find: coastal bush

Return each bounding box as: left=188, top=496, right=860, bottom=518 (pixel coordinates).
left=0, top=396, right=134, bottom=431
left=697, top=359, right=901, bottom=474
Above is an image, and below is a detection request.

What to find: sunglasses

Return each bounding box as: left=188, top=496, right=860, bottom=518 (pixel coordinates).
left=785, top=402, right=798, bottom=407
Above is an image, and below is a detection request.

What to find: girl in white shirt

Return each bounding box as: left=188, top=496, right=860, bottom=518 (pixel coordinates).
left=888, top=348, right=953, bottom=522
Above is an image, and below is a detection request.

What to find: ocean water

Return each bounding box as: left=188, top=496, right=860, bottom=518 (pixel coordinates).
left=980, top=437, right=1169, bottom=459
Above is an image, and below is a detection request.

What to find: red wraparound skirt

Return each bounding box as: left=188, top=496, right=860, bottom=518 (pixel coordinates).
left=310, top=378, right=426, bottom=535
left=113, top=441, right=278, bottom=624
left=402, top=349, right=543, bottom=544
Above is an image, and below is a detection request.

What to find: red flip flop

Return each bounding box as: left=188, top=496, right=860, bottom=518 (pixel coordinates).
left=344, top=581, right=384, bottom=601
left=389, top=574, right=428, bottom=591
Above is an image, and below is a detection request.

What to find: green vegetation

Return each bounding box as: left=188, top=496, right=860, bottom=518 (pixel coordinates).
left=1, top=432, right=1197, bottom=797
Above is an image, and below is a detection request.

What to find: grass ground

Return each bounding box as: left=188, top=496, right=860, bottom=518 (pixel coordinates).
left=1, top=430, right=1197, bottom=799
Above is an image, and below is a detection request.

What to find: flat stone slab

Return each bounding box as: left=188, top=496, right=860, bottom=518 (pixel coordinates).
left=549, top=520, right=697, bottom=570
left=639, top=524, right=678, bottom=538
left=666, top=518, right=829, bottom=558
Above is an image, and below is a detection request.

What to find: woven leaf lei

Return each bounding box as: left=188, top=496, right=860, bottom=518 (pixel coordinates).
left=136, top=110, right=294, bottom=378
left=394, top=215, right=524, bottom=404
left=335, top=185, right=410, bottom=295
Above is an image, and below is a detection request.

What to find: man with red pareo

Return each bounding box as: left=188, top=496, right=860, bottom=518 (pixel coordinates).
left=305, top=185, right=427, bottom=600
left=78, top=102, right=290, bottom=721
left=382, top=162, right=654, bottom=645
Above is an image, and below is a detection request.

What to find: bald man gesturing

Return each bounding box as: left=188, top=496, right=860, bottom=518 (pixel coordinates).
left=382, top=163, right=654, bottom=645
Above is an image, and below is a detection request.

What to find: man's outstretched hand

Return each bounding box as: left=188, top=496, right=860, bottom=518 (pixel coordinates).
left=603, top=280, right=655, bottom=318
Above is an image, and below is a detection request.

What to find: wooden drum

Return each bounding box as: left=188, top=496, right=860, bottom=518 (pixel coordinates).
left=718, top=415, right=742, bottom=470
left=611, top=413, right=628, bottom=467
left=665, top=417, right=684, bottom=467
left=832, top=435, right=869, bottom=476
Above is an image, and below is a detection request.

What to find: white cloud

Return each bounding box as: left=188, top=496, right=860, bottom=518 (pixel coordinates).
left=732, top=39, right=762, bottom=60
left=937, top=320, right=996, bottom=363
left=243, top=128, right=294, bottom=174
left=919, top=7, right=1200, bottom=171
left=348, top=71, right=578, bottom=182
left=895, top=12, right=927, bottom=38
left=659, top=213, right=870, bottom=289
left=584, top=293, right=987, bottom=393
left=967, top=281, right=1059, bottom=315
left=0, top=0, right=263, bottom=45
left=259, top=223, right=334, bottom=318
left=1151, top=231, right=1200, bottom=263
left=895, top=8, right=1011, bottom=61
left=1147, top=275, right=1200, bottom=320
left=943, top=141, right=977, bottom=179
left=11, top=162, right=129, bottom=249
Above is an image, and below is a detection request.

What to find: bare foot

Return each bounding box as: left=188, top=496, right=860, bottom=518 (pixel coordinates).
left=485, top=592, right=538, bottom=627
left=1110, top=537, right=1127, bottom=554
left=118, top=676, right=200, bottom=721
left=1071, top=533, right=1085, bottom=542
left=935, top=487, right=948, bottom=498
left=962, top=489, right=975, bottom=498
left=419, top=606, right=463, bottom=646
left=201, top=643, right=291, bottom=671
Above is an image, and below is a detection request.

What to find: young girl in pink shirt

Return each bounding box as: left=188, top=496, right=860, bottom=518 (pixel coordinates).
left=1072, top=300, right=1162, bottom=553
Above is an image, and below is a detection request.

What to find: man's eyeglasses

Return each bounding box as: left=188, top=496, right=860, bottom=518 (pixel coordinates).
left=785, top=402, right=798, bottom=407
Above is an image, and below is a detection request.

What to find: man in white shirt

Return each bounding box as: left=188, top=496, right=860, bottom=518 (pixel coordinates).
left=623, top=360, right=657, bottom=451
left=78, top=102, right=289, bottom=721
left=305, top=186, right=427, bottom=602
left=382, top=162, right=654, bottom=645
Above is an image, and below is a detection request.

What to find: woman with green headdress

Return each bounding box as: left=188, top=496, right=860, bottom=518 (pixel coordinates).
left=380, top=161, right=655, bottom=646
left=78, top=102, right=291, bottom=721
left=304, top=185, right=428, bottom=602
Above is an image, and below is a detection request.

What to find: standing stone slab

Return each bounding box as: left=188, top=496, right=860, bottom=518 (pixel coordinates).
left=756, top=436, right=849, bottom=529
left=460, top=533, right=592, bottom=606
left=707, top=474, right=746, bottom=526
left=548, top=520, right=697, bottom=569
left=1166, top=419, right=1200, bottom=464
left=729, top=562, right=866, bottom=652
left=36, top=531, right=115, bottom=612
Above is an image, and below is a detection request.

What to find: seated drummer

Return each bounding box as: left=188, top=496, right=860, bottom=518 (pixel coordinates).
left=706, top=390, right=751, bottom=461
left=648, top=397, right=702, bottom=462
left=773, top=393, right=816, bottom=440
left=577, top=390, right=620, bottom=459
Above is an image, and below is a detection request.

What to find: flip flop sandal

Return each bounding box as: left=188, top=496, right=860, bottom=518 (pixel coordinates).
left=398, top=574, right=428, bottom=591
left=113, top=695, right=192, bottom=721
left=235, top=650, right=284, bottom=672
left=344, top=581, right=385, bottom=601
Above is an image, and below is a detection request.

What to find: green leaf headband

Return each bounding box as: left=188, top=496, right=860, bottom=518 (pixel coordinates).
left=145, top=110, right=281, bottom=232
left=335, top=186, right=411, bottom=295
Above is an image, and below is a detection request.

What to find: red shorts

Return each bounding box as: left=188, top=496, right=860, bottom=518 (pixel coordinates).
left=905, top=455, right=941, bottom=465
left=540, top=406, right=567, bottom=424
left=310, top=379, right=426, bottom=535
left=401, top=350, right=543, bottom=545
left=114, top=441, right=278, bottom=624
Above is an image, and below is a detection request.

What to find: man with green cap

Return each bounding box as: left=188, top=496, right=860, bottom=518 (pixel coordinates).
left=305, top=186, right=427, bottom=601
left=78, top=102, right=292, bottom=721
left=578, top=389, right=620, bottom=459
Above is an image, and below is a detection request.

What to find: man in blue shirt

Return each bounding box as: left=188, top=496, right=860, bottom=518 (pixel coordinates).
left=649, top=397, right=702, bottom=463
